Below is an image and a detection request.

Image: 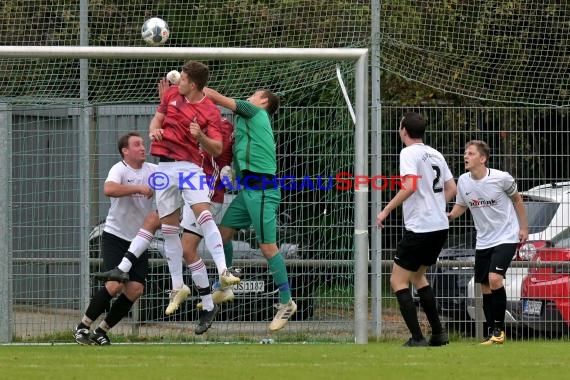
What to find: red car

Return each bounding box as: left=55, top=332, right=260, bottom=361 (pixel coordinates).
left=519, top=227, right=570, bottom=337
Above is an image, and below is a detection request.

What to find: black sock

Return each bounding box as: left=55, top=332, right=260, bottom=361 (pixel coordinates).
left=395, top=288, right=423, bottom=340
left=197, top=286, right=211, bottom=297
left=417, top=285, right=443, bottom=335
left=482, top=293, right=494, bottom=333
left=103, top=293, right=134, bottom=330
left=491, top=287, right=507, bottom=332
left=125, top=251, right=138, bottom=266
left=84, top=287, right=113, bottom=322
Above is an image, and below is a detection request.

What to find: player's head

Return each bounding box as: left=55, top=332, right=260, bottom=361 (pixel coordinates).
left=248, top=89, right=280, bottom=115
left=399, top=112, right=426, bottom=140
left=118, top=132, right=146, bottom=163
left=180, top=60, right=209, bottom=92
left=464, top=140, right=490, bottom=170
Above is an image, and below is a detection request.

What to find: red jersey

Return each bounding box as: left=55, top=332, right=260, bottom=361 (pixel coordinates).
left=215, top=117, right=234, bottom=170
left=203, top=117, right=234, bottom=203
left=150, top=86, right=223, bottom=165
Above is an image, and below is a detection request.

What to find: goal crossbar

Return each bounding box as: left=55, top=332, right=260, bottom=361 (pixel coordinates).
left=0, top=46, right=368, bottom=61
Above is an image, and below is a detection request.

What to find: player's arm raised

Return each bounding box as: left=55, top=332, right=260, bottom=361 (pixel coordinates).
left=149, top=111, right=166, bottom=141
left=203, top=87, right=237, bottom=111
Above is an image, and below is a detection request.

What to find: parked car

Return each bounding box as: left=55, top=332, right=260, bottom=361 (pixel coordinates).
left=88, top=196, right=319, bottom=323
left=514, top=183, right=570, bottom=337
left=518, top=228, right=570, bottom=337
left=430, top=182, right=570, bottom=333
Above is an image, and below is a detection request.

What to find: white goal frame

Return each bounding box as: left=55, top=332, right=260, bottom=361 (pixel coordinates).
left=0, top=46, right=369, bottom=344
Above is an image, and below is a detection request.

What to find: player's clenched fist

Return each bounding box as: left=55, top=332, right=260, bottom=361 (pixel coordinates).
left=189, top=121, right=203, bottom=141
left=149, top=128, right=164, bottom=141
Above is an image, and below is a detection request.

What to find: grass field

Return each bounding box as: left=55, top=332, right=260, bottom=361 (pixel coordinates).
left=1, top=341, right=568, bottom=379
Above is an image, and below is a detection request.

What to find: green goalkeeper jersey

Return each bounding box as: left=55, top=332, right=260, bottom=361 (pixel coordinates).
left=233, top=99, right=277, bottom=176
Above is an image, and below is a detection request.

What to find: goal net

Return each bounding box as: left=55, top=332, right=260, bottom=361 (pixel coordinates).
left=0, top=1, right=369, bottom=343
left=380, top=0, right=570, bottom=106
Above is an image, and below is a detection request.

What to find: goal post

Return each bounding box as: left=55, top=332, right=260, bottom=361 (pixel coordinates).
left=0, top=46, right=369, bottom=344
left=0, top=103, right=13, bottom=344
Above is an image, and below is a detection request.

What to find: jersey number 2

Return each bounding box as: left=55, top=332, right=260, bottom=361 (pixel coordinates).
left=432, top=165, right=443, bottom=193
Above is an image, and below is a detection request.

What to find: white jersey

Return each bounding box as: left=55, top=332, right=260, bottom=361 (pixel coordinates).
left=400, top=144, right=453, bottom=232
left=103, top=161, right=157, bottom=241
left=456, top=168, right=519, bottom=249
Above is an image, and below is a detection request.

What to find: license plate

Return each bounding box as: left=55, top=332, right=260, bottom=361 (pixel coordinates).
left=232, top=281, right=264, bottom=294
left=522, top=300, right=542, bottom=316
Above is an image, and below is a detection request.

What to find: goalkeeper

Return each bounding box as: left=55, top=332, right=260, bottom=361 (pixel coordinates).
left=203, top=86, right=296, bottom=331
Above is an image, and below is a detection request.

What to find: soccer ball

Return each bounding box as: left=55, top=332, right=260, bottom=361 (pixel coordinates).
left=141, top=17, right=170, bottom=46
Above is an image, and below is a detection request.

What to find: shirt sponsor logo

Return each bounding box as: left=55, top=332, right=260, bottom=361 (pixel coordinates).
left=468, top=198, right=498, bottom=208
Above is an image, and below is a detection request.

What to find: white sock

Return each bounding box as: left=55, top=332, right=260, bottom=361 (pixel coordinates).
left=197, top=210, right=227, bottom=275
left=81, top=316, right=93, bottom=327
left=162, top=224, right=184, bottom=290
left=189, top=259, right=214, bottom=311
left=118, top=229, right=153, bottom=272
left=97, top=321, right=110, bottom=332
left=189, top=258, right=210, bottom=288
left=201, top=294, right=214, bottom=311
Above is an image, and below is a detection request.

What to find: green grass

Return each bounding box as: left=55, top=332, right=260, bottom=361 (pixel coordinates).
left=1, top=342, right=568, bottom=379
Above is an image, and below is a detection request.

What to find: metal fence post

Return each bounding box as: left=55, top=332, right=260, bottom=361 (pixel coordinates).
left=474, top=283, right=484, bottom=340
left=0, top=103, right=13, bottom=343
left=132, top=299, right=140, bottom=337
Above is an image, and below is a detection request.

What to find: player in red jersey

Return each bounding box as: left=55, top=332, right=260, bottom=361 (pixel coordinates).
left=149, top=61, right=240, bottom=317
left=98, top=61, right=240, bottom=320
left=156, top=76, right=236, bottom=333
left=180, top=116, right=235, bottom=334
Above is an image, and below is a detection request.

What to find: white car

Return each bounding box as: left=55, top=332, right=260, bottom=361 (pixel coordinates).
left=466, top=182, right=570, bottom=323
